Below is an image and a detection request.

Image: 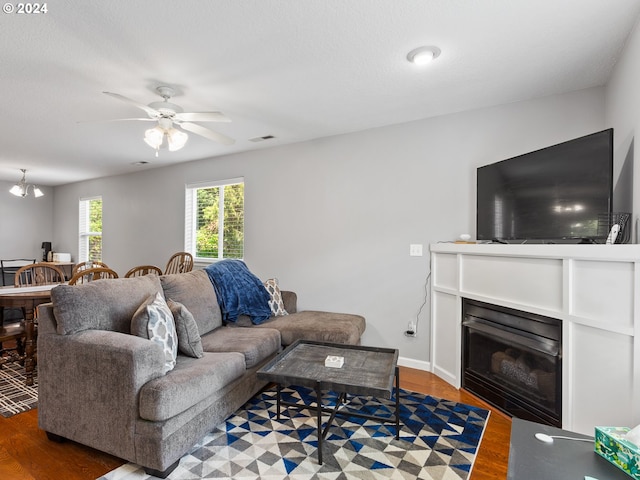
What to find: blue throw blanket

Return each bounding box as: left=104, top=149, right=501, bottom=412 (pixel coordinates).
left=204, top=259, right=272, bottom=325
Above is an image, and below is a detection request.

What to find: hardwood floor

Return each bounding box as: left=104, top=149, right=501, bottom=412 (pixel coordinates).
left=0, top=367, right=511, bottom=479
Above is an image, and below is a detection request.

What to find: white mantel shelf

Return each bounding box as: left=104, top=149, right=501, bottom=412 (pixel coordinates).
left=430, top=243, right=640, bottom=435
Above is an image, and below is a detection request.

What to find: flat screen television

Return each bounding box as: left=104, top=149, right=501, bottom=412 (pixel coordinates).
left=476, top=129, right=613, bottom=243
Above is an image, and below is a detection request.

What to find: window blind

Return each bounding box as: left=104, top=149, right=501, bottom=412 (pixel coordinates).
left=185, top=178, right=244, bottom=261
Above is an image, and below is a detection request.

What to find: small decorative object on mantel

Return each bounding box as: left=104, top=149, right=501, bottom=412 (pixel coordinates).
left=455, top=233, right=475, bottom=244
left=325, top=355, right=344, bottom=368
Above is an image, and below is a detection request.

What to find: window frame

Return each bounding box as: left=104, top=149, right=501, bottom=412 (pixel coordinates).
left=78, top=195, right=103, bottom=263
left=184, top=177, right=244, bottom=263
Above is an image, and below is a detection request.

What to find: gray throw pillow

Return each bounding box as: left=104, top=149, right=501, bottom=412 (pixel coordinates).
left=167, top=299, right=204, bottom=358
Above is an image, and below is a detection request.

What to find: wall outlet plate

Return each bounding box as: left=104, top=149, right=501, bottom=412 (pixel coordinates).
left=405, top=320, right=417, bottom=337
left=409, top=244, right=423, bottom=256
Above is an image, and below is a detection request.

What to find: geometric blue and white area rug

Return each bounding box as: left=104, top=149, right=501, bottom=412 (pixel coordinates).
left=99, top=386, right=489, bottom=480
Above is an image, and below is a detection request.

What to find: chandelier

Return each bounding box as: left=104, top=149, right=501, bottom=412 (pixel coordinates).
left=9, top=169, right=44, bottom=198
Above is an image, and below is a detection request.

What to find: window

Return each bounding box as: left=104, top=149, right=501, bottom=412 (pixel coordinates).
left=79, top=196, right=103, bottom=262
left=185, top=178, right=244, bottom=261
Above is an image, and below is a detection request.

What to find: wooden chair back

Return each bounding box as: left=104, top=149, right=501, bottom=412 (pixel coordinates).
left=68, top=267, right=119, bottom=285
left=164, top=252, right=194, bottom=275
left=14, top=263, right=66, bottom=287
left=124, top=265, right=162, bottom=278
left=72, top=260, right=109, bottom=277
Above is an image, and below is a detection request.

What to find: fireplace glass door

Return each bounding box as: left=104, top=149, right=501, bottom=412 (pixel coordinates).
left=462, top=298, right=562, bottom=427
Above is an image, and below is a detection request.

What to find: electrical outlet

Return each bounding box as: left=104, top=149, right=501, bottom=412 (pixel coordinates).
left=405, top=320, right=417, bottom=337
left=409, top=244, right=423, bottom=256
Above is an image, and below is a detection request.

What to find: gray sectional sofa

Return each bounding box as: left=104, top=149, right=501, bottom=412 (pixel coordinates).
left=36, top=270, right=365, bottom=478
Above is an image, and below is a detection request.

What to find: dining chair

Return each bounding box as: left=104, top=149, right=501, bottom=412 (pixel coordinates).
left=14, top=263, right=66, bottom=287
left=1, top=258, right=36, bottom=287
left=68, top=267, right=119, bottom=285
left=10, top=263, right=65, bottom=356
left=124, top=265, right=163, bottom=278
left=164, top=252, right=194, bottom=275
left=0, top=322, right=26, bottom=369
left=71, top=260, right=110, bottom=277
left=0, top=259, right=37, bottom=329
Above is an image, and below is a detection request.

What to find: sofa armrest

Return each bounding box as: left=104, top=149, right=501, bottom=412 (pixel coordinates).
left=281, top=290, right=297, bottom=314
left=38, top=327, right=166, bottom=460
left=37, top=303, right=56, bottom=334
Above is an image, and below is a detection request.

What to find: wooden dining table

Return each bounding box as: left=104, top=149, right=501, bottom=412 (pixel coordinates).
left=0, top=284, right=58, bottom=386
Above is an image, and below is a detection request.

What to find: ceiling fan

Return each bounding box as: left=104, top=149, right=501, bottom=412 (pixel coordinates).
left=102, top=86, right=235, bottom=155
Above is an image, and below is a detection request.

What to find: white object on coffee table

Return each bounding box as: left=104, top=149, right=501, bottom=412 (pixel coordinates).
left=325, top=355, right=344, bottom=368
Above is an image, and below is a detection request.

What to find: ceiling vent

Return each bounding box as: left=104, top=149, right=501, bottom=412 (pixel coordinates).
left=249, top=135, right=276, bottom=143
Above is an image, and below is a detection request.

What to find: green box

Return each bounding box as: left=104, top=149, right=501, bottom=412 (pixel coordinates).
left=595, top=426, right=640, bottom=479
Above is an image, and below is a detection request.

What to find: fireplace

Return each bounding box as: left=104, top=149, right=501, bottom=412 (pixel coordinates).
left=462, top=298, right=562, bottom=427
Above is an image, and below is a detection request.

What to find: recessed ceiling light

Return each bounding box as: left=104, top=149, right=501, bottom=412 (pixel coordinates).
left=407, top=46, right=441, bottom=65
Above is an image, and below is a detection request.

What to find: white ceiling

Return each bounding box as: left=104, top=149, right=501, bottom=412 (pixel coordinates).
left=3, top=0, right=640, bottom=186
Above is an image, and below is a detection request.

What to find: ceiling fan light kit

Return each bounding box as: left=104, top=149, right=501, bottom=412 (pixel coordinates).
left=9, top=169, right=44, bottom=198
left=144, top=124, right=189, bottom=156
left=167, top=129, right=188, bottom=151
left=143, top=126, right=164, bottom=148
left=103, top=85, right=235, bottom=156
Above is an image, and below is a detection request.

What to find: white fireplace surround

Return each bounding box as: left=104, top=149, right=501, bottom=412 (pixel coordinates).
left=430, top=243, right=640, bottom=435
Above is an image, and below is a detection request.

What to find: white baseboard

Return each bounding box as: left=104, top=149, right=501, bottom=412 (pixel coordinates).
left=397, top=356, right=430, bottom=372
left=432, top=365, right=460, bottom=389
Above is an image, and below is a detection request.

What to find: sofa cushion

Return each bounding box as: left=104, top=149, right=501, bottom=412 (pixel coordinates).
left=255, top=311, right=366, bottom=346
left=264, top=278, right=288, bottom=316
left=131, top=292, right=178, bottom=374
left=51, top=275, right=163, bottom=335
left=168, top=299, right=204, bottom=358
left=160, top=270, right=222, bottom=336
left=139, top=352, right=245, bottom=422
left=200, top=326, right=281, bottom=369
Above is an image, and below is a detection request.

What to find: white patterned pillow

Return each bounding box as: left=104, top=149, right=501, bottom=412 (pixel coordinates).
left=263, top=278, right=288, bottom=316
left=131, top=292, right=178, bottom=373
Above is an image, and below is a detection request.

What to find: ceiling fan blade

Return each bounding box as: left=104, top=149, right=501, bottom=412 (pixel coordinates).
left=178, top=121, right=235, bottom=145
left=77, top=117, right=156, bottom=124
left=103, top=92, right=160, bottom=118
left=102, top=118, right=157, bottom=122
left=174, top=112, right=231, bottom=123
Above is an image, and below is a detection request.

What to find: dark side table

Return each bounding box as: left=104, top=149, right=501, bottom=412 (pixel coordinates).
left=508, top=417, right=631, bottom=479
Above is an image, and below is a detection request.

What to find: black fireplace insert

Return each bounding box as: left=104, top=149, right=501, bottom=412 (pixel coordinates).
left=462, top=298, right=562, bottom=427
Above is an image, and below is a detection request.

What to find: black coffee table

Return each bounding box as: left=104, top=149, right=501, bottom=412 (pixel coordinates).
left=257, top=340, right=400, bottom=464
left=508, top=418, right=630, bottom=479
